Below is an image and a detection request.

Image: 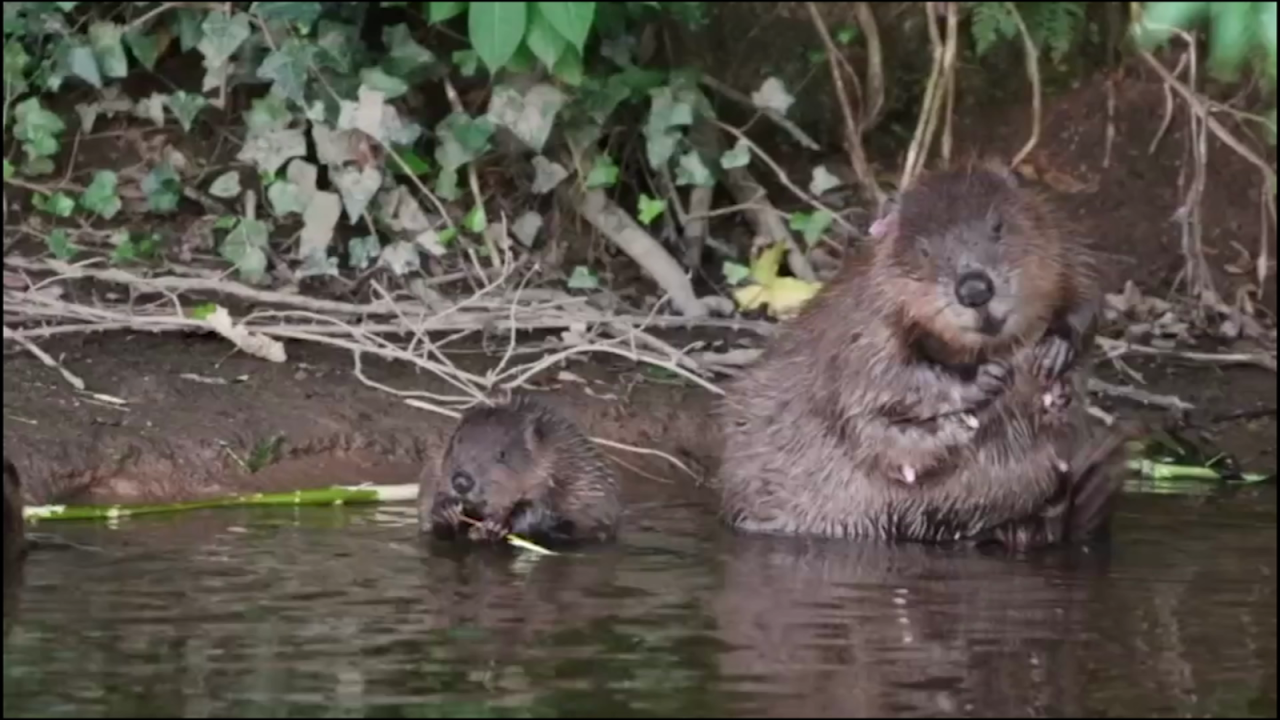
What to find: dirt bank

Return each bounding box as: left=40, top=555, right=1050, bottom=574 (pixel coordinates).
left=3, top=327, right=1275, bottom=509
left=2, top=332, right=721, bottom=506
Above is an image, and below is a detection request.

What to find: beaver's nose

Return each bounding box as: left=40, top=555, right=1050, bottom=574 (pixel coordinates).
left=450, top=471, right=475, bottom=495
left=955, top=271, right=995, bottom=308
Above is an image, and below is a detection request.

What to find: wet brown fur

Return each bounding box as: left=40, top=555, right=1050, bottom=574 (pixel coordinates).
left=419, top=394, right=622, bottom=546
left=4, top=452, right=27, bottom=564
left=716, top=161, right=1127, bottom=549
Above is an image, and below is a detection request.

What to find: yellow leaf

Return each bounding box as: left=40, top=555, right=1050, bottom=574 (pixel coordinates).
left=763, top=276, right=821, bottom=317
left=748, top=242, right=787, bottom=285
left=732, top=283, right=769, bottom=312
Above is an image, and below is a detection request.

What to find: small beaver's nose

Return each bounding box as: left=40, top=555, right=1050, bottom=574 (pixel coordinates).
left=450, top=471, right=475, bottom=495
left=955, top=271, right=995, bottom=308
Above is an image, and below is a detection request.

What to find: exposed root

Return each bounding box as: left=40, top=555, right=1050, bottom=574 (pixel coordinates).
left=900, top=2, right=959, bottom=190
left=806, top=1, right=883, bottom=206
left=1007, top=2, right=1042, bottom=169
left=852, top=2, right=886, bottom=132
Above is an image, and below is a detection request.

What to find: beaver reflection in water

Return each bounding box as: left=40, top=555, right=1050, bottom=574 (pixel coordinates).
left=420, top=395, right=622, bottom=547
left=717, top=161, right=1129, bottom=550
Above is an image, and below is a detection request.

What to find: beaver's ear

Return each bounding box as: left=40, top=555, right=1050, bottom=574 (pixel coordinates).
left=978, top=155, right=1020, bottom=189
left=524, top=415, right=549, bottom=451
left=869, top=196, right=900, bottom=241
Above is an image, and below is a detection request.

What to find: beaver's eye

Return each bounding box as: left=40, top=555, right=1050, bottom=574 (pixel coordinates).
left=990, top=216, right=1004, bottom=240
left=496, top=449, right=508, bottom=464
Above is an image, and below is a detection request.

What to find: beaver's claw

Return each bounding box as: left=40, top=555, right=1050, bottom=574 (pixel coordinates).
left=1033, top=334, right=1076, bottom=382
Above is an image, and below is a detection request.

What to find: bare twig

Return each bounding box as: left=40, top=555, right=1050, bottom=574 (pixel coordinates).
left=852, top=2, right=885, bottom=132
left=1086, top=377, right=1195, bottom=412
left=2, top=325, right=85, bottom=391
left=698, top=76, right=821, bottom=150
left=714, top=121, right=858, bottom=236
left=1096, top=336, right=1277, bottom=372
left=1007, top=2, right=1043, bottom=169
left=806, top=1, right=883, bottom=206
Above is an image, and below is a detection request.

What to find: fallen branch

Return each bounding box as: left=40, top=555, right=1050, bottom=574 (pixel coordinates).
left=690, top=122, right=817, bottom=282
left=573, top=188, right=708, bottom=318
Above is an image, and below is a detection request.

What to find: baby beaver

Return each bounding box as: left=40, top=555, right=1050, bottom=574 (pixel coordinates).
left=419, top=395, right=622, bottom=547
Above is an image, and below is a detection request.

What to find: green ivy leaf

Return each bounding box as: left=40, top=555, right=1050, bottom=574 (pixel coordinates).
left=719, top=139, right=751, bottom=169
left=468, top=1, right=528, bottom=73
left=428, top=1, right=467, bottom=24
left=348, top=235, right=381, bottom=270
left=551, top=45, right=583, bottom=86
left=452, top=49, right=481, bottom=76
left=34, top=191, right=77, bottom=218
left=254, top=1, right=323, bottom=28
left=89, top=22, right=129, bottom=79
left=526, top=4, right=568, bottom=70
left=221, top=218, right=270, bottom=283
left=67, top=44, right=103, bottom=89
left=258, top=39, right=315, bottom=104
left=464, top=204, right=488, bottom=233
left=537, top=1, right=595, bottom=54
left=360, top=66, right=410, bottom=98
left=637, top=193, right=666, bottom=226
left=14, top=97, right=66, bottom=162
left=586, top=154, right=619, bottom=188
left=383, top=23, right=436, bottom=76
left=124, top=27, right=165, bottom=71
left=567, top=264, right=599, bottom=290
left=197, top=11, right=252, bottom=68
left=165, top=91, right=208, bottom=132
left=789, top=210, right=834, bottom=247
left=82, top=170, right=122, bottom=219
left=141, top=162, right=183, bottom=214
left=675, top=150, right=714, bottom=187
left=47, top=228, right=76, bottom=260
left=722, top=260, right=750, bottom=286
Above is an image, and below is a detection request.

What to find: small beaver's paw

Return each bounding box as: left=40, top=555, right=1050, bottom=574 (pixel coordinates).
left=962, top=359, right=1014, bottom=409
left=430, top=495, right=464, bottom=527
left=466, top=517, right=508, bottom=542
left=1032, top=334, right=1076, bottom=382
left=1040, top=377, right=1074, bottom=415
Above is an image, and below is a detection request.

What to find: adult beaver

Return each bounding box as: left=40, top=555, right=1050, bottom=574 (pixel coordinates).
left=717, top=161, right=1127, bottom=550
left=419, top=394, right=622, bottom=547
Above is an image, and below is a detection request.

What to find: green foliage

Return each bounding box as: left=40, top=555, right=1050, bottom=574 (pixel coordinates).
left=1140, top=2, right=1277, bottom=86
left=969, top=2, right=1088, bottom=65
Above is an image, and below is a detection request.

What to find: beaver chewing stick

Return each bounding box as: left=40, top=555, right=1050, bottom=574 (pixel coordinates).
left=419, top=395, right=622, bottom=547
left=717, top=161, right=1127, bottom=549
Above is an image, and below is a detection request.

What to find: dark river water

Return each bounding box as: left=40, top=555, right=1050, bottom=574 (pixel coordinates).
left=3, top=482, right=1275, bottom=718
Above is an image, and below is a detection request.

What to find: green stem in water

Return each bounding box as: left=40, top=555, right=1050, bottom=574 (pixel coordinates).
left=1127, top=459, right=1270, bottom=484
left=23, top=483, right=420, bottom=523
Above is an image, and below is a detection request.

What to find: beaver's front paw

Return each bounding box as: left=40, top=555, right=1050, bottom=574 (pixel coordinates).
left=1032, top=334, right=1077, bottom=382
left=960, top=359, right=1014, bottom=410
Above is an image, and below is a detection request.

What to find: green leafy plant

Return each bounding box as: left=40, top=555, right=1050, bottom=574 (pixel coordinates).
left=969, top=2, right=1088, bottom=65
